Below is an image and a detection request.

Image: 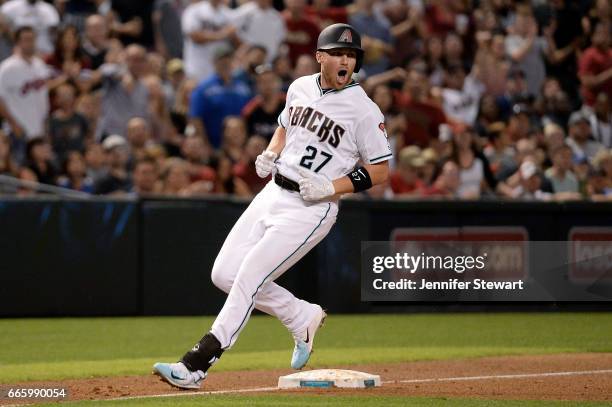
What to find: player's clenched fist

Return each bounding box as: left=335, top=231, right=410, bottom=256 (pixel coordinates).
left=298, top=169, right=335, bottom=201
left=255, top=150, right=277, bottom=178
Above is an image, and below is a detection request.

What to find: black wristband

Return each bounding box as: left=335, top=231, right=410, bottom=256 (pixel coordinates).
left=348, top=166, right=373, bottom=192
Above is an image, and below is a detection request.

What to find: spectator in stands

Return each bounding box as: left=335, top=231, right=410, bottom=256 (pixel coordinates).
left=542, top=122, right=566, bottom=167
left=94, top=134, right=131, bottom=194
left=474, top=94, right=502, bottom=138
left=131, top=157, right=160, bottom=195
left=55, top=0, right=98, bottom=33
left=0, top=0, right=59, bottom=55
left=235, top=44, right=267, bottom=94
left=220, top=116, right=247, bottom=164
left=45, top=25, right=92, bottom=92
left=473, top=30, right=510, bottom=97
left=483, top=122, right=514, bottom=176
left=233, top=0, right=286, bottom=62
left=57, top=150, right=94, bottom=193
left=242, top=64, right=285, bottom=141
left=506, top=103, right=531, bottom=142
left=26, top=137, right=57, bottom=186
left=108, top=0, right=154, bottom=48
left=293, top=54, right=318, bottom=80
left=451, top=126, right=496, bottom=199
left=543, top=1, right=583, bottom=104
left=84, top=142, right=106, bottom=184
left=164, top=58, right=185, bottom=109
left=397, top=67, right=447, bottom=148
left=49, top=82, right=89, bottom=164
left=509, top=159, right=552, bottom=201
left=0, top=130, right=17, bottom=178
left=589, top=148, right=612, bottom=199
left=371, top=82, right=403, bottom=168
left=161, top=157, right=187, bottom=195
left=389, top=146, right=425, bottom=196
left=181, top=0, right=238, bottom=82
left=189, top=46, right=252, bottom=149
left=566, top=110, right=605, bottom=163
left=422, top=159, right=460, bottom=198
left=0, top=27, right=51, bottom=163
left=181, top=135, right=216, bottom=183
left=283, top=0, right=320, bottom=66
left=496, top=68, right=534, bottom=119
left=81, top=14, right=110, bottom=70
left=534, top=77, right=572, bottom=128
left=126, top=117, right=154, bottom=167
left=423, top=35, right=445, bottom=87
left=349, top=0, right=393, bottom=76
left=505, top=6, right=548, bottom=97
left=98, top=44, right=150, bottom=139
left=423, top=0, right=460, bottom=38
left=588, top=92, right=611, bottom=148
left=384, top=1, right=427, bottom=69
left=233, top=134, right=268, bottom=194
left=578, top=21, right=612, bottom=108
left=305, top=0, right=348, bottom=30
left=443, top=32, right=468, bottom=71
left=170, top=77, right=197, bottom=140
left=544, top=144, right=581, bottom=197
left=17, top=166, right=37, bottom=196
left=214, top=153, right=251, bottom=197
left=142, top=73, right=175, bottom=143
left=420, top=147, right=439, bottom=187
left=152, top=0, right=184, bottom=60
left=272, top=53, right=293, bottom=91
left=439, top=63, right=485, bottom=126
left=496, top=137, right=537, bottom=182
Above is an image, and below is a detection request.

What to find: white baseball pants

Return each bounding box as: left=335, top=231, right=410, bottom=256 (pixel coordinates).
left=209, top=181, right=338, bottom=349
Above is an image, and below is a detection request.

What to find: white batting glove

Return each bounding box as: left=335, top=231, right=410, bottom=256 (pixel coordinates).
left=255, top=150, right=277, bottom=178
left=298, top=169, right=335, bottom=201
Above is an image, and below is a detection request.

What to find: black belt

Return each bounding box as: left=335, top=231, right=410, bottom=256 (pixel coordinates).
left=274, top=173, right=300, bottom=192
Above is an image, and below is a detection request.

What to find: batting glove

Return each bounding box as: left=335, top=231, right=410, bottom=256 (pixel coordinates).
left=255, top=150, right=277, bottom=178
left=298, top=169, right=335, bottom=201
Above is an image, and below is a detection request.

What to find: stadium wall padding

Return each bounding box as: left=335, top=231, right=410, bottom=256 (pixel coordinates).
left=1, top=197, right=611, bottom=316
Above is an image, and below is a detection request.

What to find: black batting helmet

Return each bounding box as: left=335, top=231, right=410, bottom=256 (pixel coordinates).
left=317, top=23, right=364, bottom=73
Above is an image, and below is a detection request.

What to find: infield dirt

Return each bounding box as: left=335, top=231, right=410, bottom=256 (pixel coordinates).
left=2, top=353, right=611, bottom=405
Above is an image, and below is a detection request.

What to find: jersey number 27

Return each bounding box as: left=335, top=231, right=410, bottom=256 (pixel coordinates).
left=299, top=145, right=332, bottom=173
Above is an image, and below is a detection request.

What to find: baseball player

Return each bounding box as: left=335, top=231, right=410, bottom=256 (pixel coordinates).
left=154, top=23, right=392, bottom=389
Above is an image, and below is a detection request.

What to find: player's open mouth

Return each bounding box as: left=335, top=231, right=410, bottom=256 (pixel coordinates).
left=337, top=69, right=348, bottom=82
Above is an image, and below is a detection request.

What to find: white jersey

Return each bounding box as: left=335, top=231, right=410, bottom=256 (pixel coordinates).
left=182, top=1, right=234, bottom=82
left=232, top=2, right=286, bottom=62
left=441, top=75, right=484, bottom=126
left=0, top=54, right=49, bottom=138
left=1, top=0, right=59, bottom=55
left=276, top=74, right=392, bottom=184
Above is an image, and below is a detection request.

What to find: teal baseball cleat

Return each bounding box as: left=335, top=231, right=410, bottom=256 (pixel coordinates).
left=291, top=306, right=327, bottom=369
left=153, top=362, right=206, bottom=390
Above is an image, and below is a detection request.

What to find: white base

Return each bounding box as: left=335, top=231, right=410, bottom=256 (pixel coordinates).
left=278, top=369, right=381, bottom=389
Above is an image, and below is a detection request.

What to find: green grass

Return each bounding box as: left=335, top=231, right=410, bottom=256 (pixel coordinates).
left=0, top=313, right=611, bottom=383
left=35, top=395, right=612, bottom=407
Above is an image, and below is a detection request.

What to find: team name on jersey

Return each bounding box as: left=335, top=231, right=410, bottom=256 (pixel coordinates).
left=20, top=78, right=46, bottom=95
left=288, top=106, right=345, bottom=148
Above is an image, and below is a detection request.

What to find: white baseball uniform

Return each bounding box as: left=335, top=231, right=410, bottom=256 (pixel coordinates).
left=0, top=54, right=50, bottom=139
left=210, top=73, right=392, bottom=349
left=182, top=0, right=234, bottom=82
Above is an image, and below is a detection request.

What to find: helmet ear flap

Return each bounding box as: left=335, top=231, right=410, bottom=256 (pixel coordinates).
left=355, top=50, right=363, bottom=73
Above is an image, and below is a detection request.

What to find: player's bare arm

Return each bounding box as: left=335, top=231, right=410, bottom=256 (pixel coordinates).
left=266, top=125, right=287, bottom=156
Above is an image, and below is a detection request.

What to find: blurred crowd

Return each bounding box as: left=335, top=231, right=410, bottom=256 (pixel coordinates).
left=0, top=0, right=610, bottom=201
